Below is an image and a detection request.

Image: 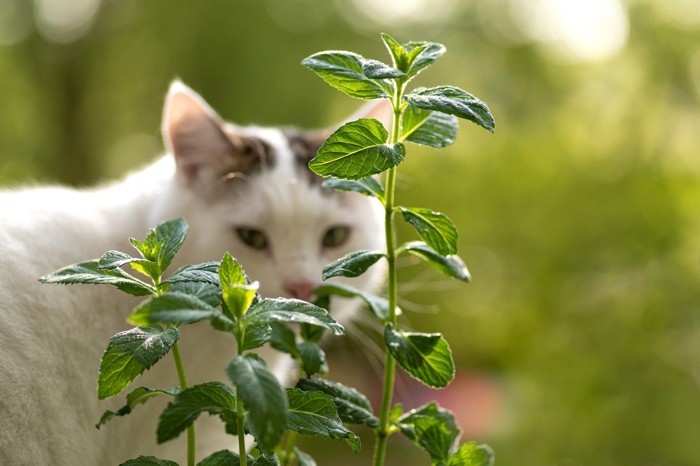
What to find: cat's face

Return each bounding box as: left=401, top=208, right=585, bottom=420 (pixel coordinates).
left=153, top=81, right=387, bottom=311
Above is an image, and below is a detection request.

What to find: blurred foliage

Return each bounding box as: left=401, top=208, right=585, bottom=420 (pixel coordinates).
left=1, top=0, right=700, bottom=465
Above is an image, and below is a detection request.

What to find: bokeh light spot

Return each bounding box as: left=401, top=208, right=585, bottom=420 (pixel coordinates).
left=511, top=0, right=629, bottom=63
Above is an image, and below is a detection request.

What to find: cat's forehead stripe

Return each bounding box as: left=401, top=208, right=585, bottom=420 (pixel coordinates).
left=223, top=125, right=278, bottom=175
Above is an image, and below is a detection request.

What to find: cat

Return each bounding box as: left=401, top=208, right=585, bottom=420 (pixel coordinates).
left=0, top=81, right=390, bottom=465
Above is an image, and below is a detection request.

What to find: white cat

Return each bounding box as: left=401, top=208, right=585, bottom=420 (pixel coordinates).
left=0, top=81, right=389, bottom=465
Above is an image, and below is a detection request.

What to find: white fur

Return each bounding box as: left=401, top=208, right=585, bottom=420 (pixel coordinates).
left=0, top=82, right=388, bottom=465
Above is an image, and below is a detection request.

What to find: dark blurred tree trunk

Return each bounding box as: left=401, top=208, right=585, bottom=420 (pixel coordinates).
left=26, top=35, right=96, bottom=187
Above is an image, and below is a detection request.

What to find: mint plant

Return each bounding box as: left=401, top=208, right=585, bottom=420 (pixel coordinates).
left=40, top=218, right=372, bottom=466
left=302, top=33, right=496, bottom=466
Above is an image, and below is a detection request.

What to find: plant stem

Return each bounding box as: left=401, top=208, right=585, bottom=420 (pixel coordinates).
left=172, top=342, right=196, bottom=466
left=159, top=279, right=196, bottom=466
left=372, top=98, right=403, bottom=466
left=236, top=321, right=248, bottom=466
left=280, top=431, right=298, bottom=466
left=236, top=388, right=247, bottom=466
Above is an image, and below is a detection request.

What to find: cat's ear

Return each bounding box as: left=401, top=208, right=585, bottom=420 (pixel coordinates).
left=162, top=81, right=260, bottom=187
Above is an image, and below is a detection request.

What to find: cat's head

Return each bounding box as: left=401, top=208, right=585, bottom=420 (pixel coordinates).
left=152, top=81, right=389, bottom=316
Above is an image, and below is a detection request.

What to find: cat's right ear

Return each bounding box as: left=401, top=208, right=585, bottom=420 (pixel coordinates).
left=162, top=81, right=238, bottom=187
left=345, top=98, right=394, bottom=131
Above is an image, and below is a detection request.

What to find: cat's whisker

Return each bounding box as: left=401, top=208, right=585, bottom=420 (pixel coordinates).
left=398, top=278, right=461, bottom=293
left=342, top=319, right=386, bottom=376
left=397, top=297, right=440, bottom=314
left=335, top=331, right=385, bottom=382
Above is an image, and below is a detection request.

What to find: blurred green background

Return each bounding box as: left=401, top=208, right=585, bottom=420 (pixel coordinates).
left=1, top=0, right=699, bottom=464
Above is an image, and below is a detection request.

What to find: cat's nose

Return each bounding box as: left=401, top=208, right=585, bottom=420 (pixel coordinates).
left=284, top=281, right=316, bottom=302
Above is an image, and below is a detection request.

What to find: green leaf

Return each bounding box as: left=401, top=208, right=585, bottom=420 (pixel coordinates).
left=269, top=322, right=300, bottom=357
left=296, top=377, right=378, bottom=428
left=164, top=261, right=220, bottom=286
left=220, top=252, right=257, bottom=318
left=380, top=33, right=445, bottom=79
left=168, top=281, right=221, bottom=307
left=252, top=454, right=280, bottom=466
left=226, top=355, right=288, bottom=450
left=300, top=322, right=324, bottom=343
left=321, top=177, right=385, bottom=202
left=297, top=342, right=327, bottom=376
left=285, top=388, right=361, bottom=452
left=448, top=442, right=495, bottom=466
left=398, top=403, right=461, bottom=463
left=309, top=119, right=405, bottom=180
left=98, top=326, right=179, bottom=399
left=362, top=59, right=405, bottom=79
left=197, top=450, right=244, bottom=466
left=119, top=457, right=179, bottom=466
left=219, top=252, right=247, bottom=286
left=322, top=249, right=385, bottom=281
left=129, top=260, right=162, bottom=282
left=129, top=237, right=162, bottom=264
left=293, top=448, right=317, bottom=466
left=399, top=207, right=458, bottom=256
left=219, top=410, right=254, bottom=437
left=154, top=218, right=189, bottom=271
left=157, top=382, right=237, bottom=443
left=389, top=403, right=404, bottom=423
left=404, top=41, right=446, bottom=78
left=384, top=324, right=455, bottom=388
left=242, top=323, right=273, bottom=351
left=315, top=282, right=390, bottom=320
left=301, top=51, right=389, bottom=100
left=381, top=33, right=407, bottom=71
left=401, top=241, right=470, bottom=282
left=128, top=292, right=233, bottom=329
left=39, top=260, right=155, bottom=296
left=401, top=106, right=458, bottom=149
left=129, top=218, right=188, bottom=274
left=245, top=298, right=344, bottom=336
left=97, top=386, right=180, bottom=428
left=98, top=250, right=137, bottom=270
left=405, top=86, right=495, bottom=133
left=415, top=419, right=456, bottom=464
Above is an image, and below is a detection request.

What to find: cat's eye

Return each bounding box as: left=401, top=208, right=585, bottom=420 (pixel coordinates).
left=322, top=226, right=351, bottom=248
left=236, top=228, right=268, bottom=250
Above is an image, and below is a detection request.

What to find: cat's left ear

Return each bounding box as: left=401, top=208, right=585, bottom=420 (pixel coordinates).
left=162, top=80, right=263, bottom=188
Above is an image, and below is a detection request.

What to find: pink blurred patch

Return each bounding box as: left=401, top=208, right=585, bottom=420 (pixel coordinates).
left=370, top=370, right=503, bottom=437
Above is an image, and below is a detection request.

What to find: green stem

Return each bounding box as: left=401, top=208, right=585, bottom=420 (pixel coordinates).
left=280, top=431, right=298, bottom=466
left=373, top=96, right=403, bottom=466
left=236, top=388, right=247, bottom=466
left=172, top=342, right=196, bottom=466
left=236, top=321, right=248, bottom=466
left=159, top=279, right=196, bottom=466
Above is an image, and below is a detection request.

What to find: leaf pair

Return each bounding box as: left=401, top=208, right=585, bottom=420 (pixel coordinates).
left=397, top=403, right=494, bottom=466
left=397, top=208, right=471, bottom=283
left=150, top=371, right=364, bottom=455
left=113, top=218, right=188, bottom=282
left=151, top=357, right=287, bottom=452
left=301, top=33, right=445, bottom=102
left=321, top=235, right=471, bottom=286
